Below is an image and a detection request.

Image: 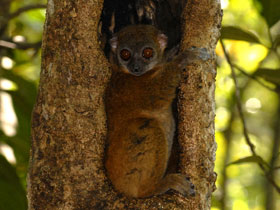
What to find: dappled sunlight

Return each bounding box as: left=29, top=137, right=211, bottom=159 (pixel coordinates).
left=12, top=35, right=26, bottom=43
left=245, top=97, right=262, bottom=113
left=0, top=144, right=16, bottom=164
left=0, top=91, right=18, bottom=137
left=1, top=56, right=14, bottom=69
left=221, top=0, right=229, bottom=9
left=215, top=107, right=231, bottom=131
left=213, top=0, right=280, bottom=208
left=226, top=41, right=268, bottom=71
left=232, top=200, right=249, bottom=210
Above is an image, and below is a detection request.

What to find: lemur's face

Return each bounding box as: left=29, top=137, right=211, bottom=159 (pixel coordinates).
left=116, top=43, right=159, bottom=76
left=110, top=25, right=167, bottom=76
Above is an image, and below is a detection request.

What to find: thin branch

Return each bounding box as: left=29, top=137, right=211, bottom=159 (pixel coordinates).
left=0, top=4, right=46, bottom=36
left=221, top=110, right=235, bottom=210
left=232, top=64, right=277, bottom=92
left=220, top=40, right=256, bottom=153
left=221, top=39, right=280, bottom=193
left=7, top=4, right=46, bottom=20
left=0, top=40, right=17, bottom=49
left=273, top=166, right=280, bottom=170
left=0, top=40, right=41, bottom=50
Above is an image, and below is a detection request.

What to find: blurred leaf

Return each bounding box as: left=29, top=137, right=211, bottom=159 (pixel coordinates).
left=0, top=155, right=27, bottom=210
left=254, top=68, right=280, bottom=85
left=2, top=70, right=37, bottom=107
left=221, top=26, right=261, bottom=44
left=227, top=155, right=269, bottom=168
left=1, top=70, right=36, bottom=165
left=256, top=0, right=280, bottom=27
left=273, top=166, right=280, bottom=170
left=0, top=135, right=30, bottom=167
left=272, top=35, right=280, bottom=49
left=8, top=90, right=33, bottom=137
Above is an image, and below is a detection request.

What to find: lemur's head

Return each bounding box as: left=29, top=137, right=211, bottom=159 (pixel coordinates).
left=110, top=25, right=167, bottom=76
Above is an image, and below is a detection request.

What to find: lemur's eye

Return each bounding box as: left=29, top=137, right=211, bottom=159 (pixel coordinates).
left=142, top=48, right=153, bottom=59
left=120, top=49, right=131, bottom=61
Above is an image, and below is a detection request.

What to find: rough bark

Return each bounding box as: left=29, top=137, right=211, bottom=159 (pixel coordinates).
left=178, top=0, right=222, bottom=209
left=27, top=0, right=222, bottom=209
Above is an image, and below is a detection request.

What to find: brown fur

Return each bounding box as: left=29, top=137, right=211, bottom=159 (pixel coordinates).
left=105, top=25, right=209, bottom=198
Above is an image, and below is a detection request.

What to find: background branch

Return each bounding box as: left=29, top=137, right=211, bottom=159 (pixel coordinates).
left=221, top=39, right=280, bottom=194
left=233, top=64, right=277, bottom=92
left=0, top=4, right=46, bottom=36
left=7, top=4, right=46, bottom=20
left=0, top=40, right=42, bottom=50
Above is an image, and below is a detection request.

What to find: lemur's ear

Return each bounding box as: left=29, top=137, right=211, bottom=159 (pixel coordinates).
left=157, top=33, right=168, bottom=51
left=110, top=36, right=118, bottom=53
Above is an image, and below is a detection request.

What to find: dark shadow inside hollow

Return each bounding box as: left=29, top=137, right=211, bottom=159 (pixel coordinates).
left=100, top=0, right=186, bottom=56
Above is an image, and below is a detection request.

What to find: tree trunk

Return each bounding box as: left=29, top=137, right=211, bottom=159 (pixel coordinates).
left=27, top=0, right=221, bottom=209
left=178, top=1, right=222, bottom=209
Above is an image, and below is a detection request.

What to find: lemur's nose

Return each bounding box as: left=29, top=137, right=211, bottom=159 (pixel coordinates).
left=132, top=64, right=140, bottom=72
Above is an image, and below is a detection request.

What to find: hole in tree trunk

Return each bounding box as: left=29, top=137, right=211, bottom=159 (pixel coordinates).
left=100, top=0, right=188, bottom=176
left=99, top=0, right=186, bottom=57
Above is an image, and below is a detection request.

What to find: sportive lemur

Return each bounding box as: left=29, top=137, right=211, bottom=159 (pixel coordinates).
left=105, top=24, right=210, bottom=198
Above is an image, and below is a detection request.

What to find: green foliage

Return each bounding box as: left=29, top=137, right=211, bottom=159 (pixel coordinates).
left=254, top=68, right=280, bottom=85
left=0, top=0, right=45, bottom=209
left=213, top=0, right=280, bottom=209
left=0, top=155, right=27, bottom=210
left=256, top=0, right=280, bottom=27
left=227, top=155, right=270, bottom=168
left=221, top=26, right=261, bottom=44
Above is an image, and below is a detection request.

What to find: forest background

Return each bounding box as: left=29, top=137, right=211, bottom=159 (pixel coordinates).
left=0, top=0, right=279, bottom=209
